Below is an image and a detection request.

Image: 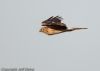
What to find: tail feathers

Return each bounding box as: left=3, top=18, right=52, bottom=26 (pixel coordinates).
left=66, top=28, right=88, bottom=31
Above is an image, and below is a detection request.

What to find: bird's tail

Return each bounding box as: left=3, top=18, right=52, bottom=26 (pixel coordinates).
left=65, top=28, right=88, bottom=31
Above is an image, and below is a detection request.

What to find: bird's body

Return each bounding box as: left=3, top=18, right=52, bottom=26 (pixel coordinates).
left=40, top=26, right=87, bottom=35
left=40, top=16, right=87, bottom=35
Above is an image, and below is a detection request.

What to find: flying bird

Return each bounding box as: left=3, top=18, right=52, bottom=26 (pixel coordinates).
left=40, top=16, right=88, bottom=35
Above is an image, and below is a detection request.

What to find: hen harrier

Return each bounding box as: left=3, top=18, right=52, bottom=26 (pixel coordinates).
left=40, top=16, right=87, bottom=35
